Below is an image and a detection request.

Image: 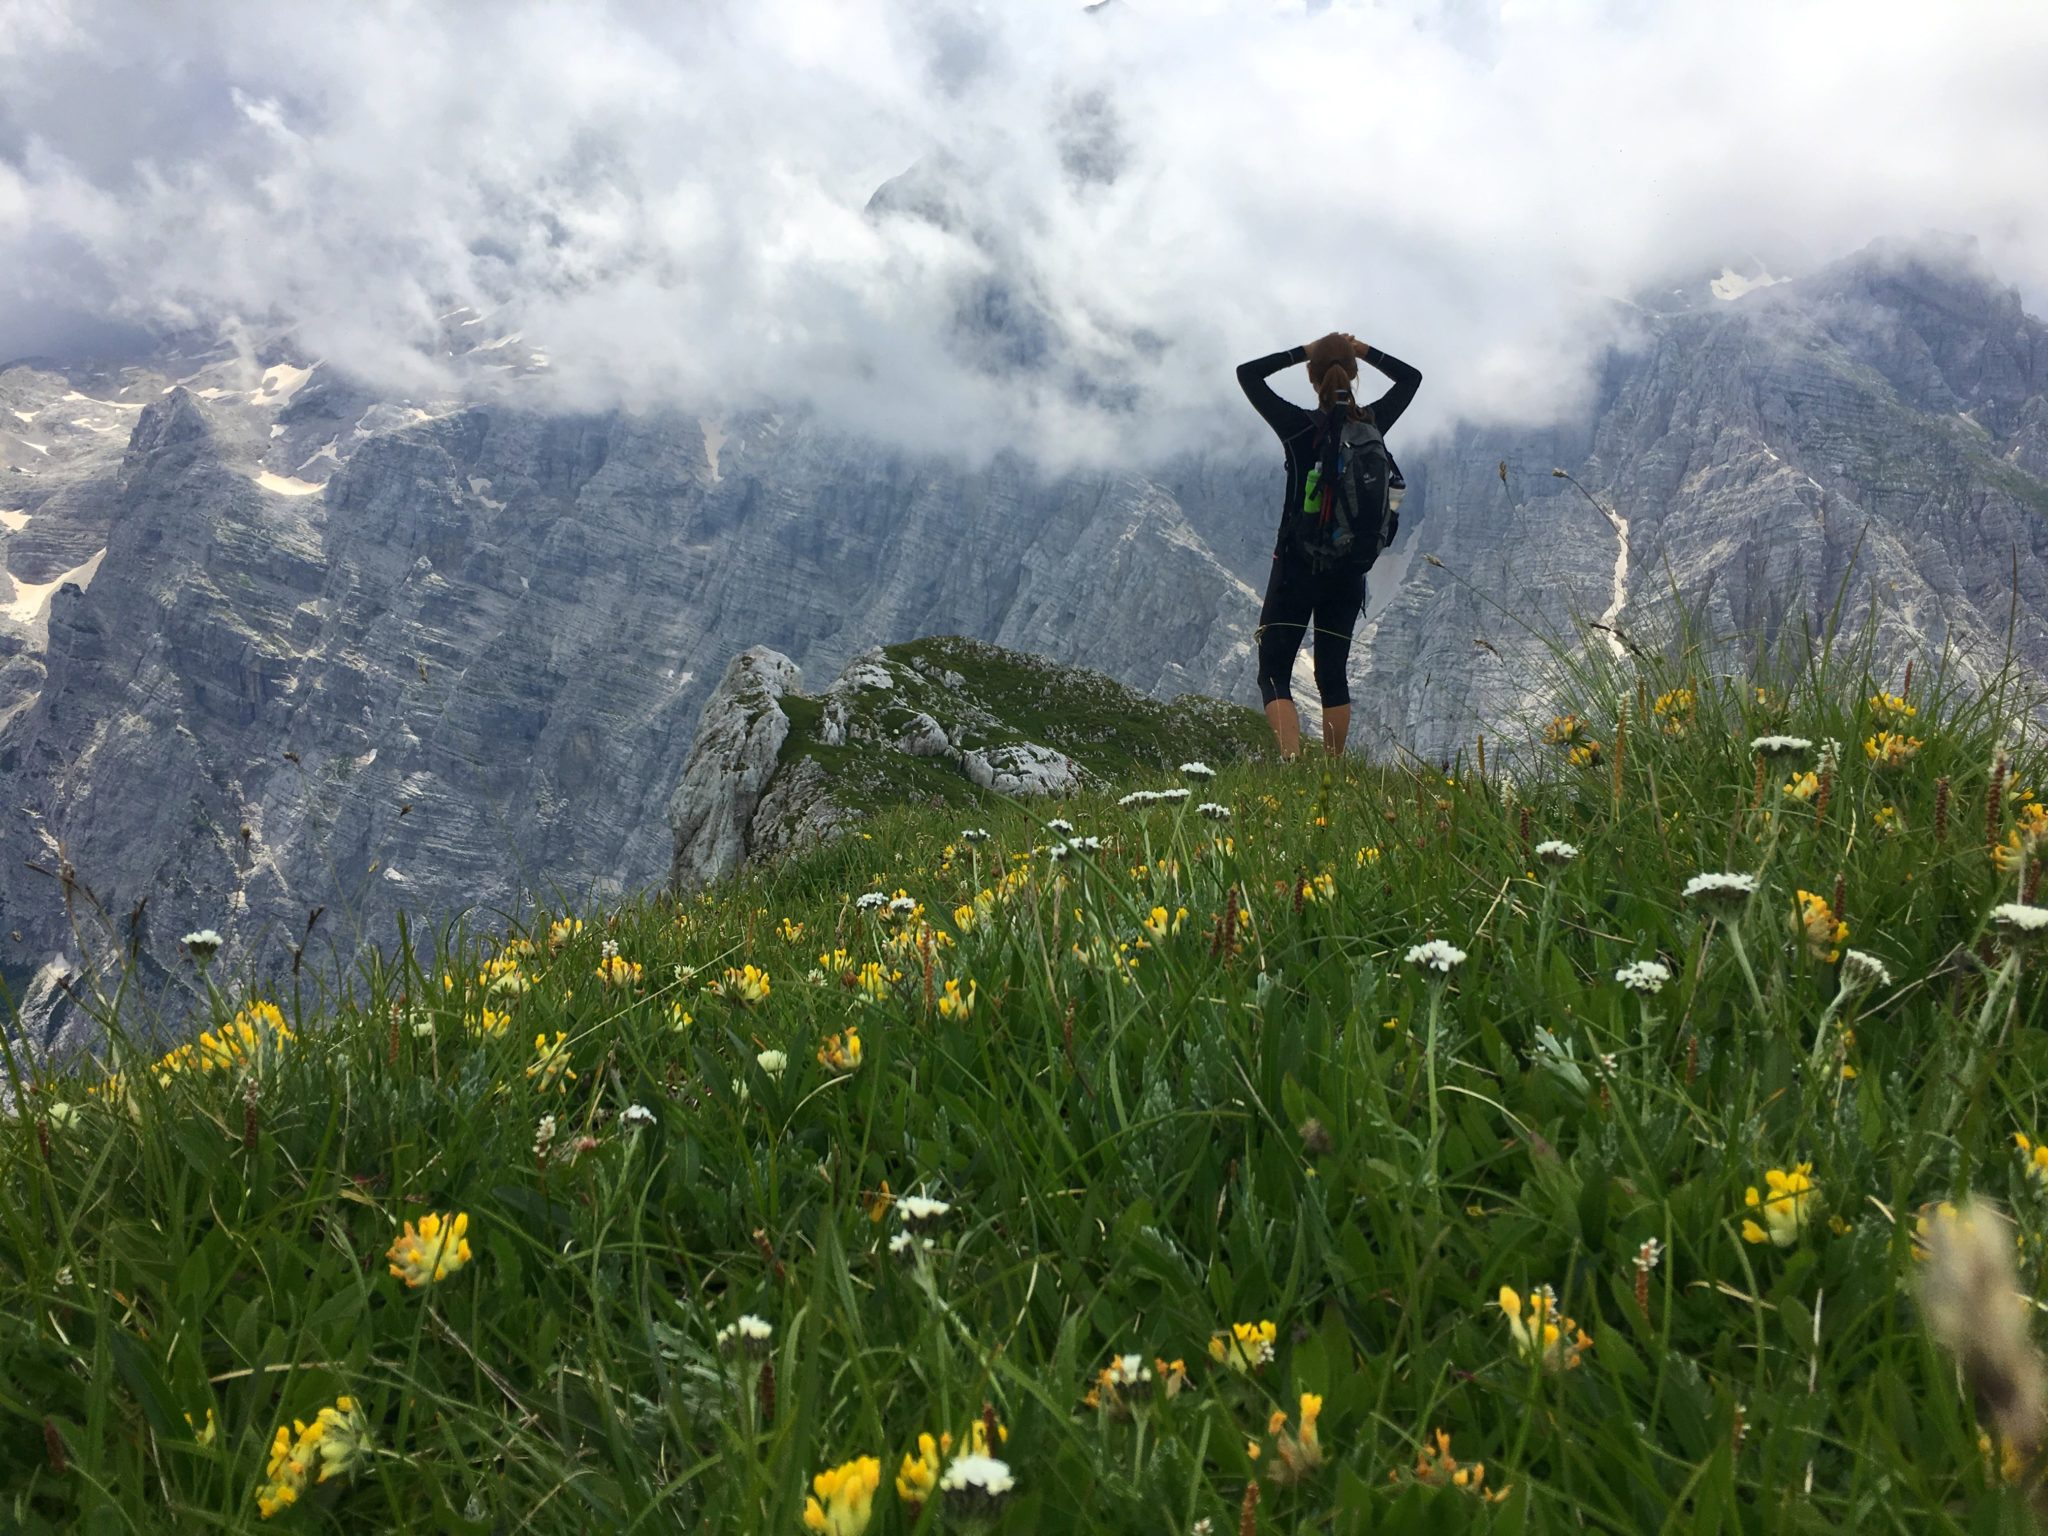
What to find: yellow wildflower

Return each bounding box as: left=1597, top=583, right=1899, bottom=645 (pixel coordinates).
left=1793, top=890, right=1848, bottom=963
left=387, top=1211, right=473, bottom=1288
left=777, top=917, right=805, bottom=943
left=595, top=955, right=642, bottom=988
left=953, top=902, right=977, bottom=932
left=1995, top=802, right=2048, bottom=874
left=1653, top=687, right=1697, bottom=737
left=256, top=1395, right=371, bottom=1519
left=718, top=964, right=771, bottom=1004
left=154, top=1001, right=295, bottom=1084
left=1742, top=1163, right=1816, bottom=1246
left=1499, top=1284, right=1591, bottom=1370
left=185, top=1407, right=217, bottom=1447
left=1141, top=905, right=1188, bottom=941
left=1567, top=740, right=1604, bottom=769
left=547, top=917, right=582, bottom=950
left=1873, top=804, right=1899, bottom=834
left=1543, top=714, right=1586, bottom=746
left=854, top=962, right=901, bottom=1005
left=467, top=1008, right=511, bottom=1039
left=1207, top=1319, right=1277, bottom=1373
left=1868, top=691, right=1917, bottom=724
left=526, top=1031, right=576, bottom=1092
left=896, top=1433, right=946, bottom=1512
left=1356, top=846, right=1381, bottom=867
left=818, top=1029, right=863, bottom=1073
left=802, top=1456, right=880, bottom=1536
left=1864, top=731, right=1922, bottom=768
left=1784, top=771, right=1819, bottom=802
left=2017, top=1133, right=2048, bottom=1190
left=1400, top=1427, right=1509, bottom=1503
left=1266, top=1392, right=1326, bottom=1484
left=937, top=978, right=977, bottom=1021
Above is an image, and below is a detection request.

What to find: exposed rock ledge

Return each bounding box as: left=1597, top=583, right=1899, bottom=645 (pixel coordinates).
left=665, top=635, right=1268, bottom=892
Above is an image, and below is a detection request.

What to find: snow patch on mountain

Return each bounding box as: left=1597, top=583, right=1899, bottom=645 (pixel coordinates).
left=2, top=547, right=105, bottom=624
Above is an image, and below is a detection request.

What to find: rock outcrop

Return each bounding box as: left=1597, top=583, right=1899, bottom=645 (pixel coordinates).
left=666, top=648, right=802, bottom=893
left=668, top=635, right=1267, bottom=890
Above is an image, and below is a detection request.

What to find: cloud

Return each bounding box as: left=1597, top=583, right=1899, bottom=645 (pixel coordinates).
left=2, top=0, right=2045, bottom=467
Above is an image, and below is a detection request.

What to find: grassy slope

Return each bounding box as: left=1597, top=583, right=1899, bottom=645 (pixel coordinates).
left=771, top=635, right=1272, bottom=820
left=6, top=639, right=2048, bottom=1533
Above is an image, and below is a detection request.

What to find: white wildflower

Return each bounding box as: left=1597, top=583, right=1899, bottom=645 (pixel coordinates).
left=1069, top=835, right=1105, bottom=852
left=961, top=828, right=991, bottom=843
left=1534, top=839, right=1579, bottom=867
left=888, top=894, right=919, bottom=915
left=888, top=1230, right=935, bottom=1262
left=1751, top=735, right=1813, bottom=759
left=621, top=1103, right=657, bottom=1130
left=1046, top=818, right=1075, bottom=835
left=1991, top=902, right=2048, bottom=945
left=1197, top=802, right=1232, bottom=821
left=1157, top=787, right=1191, bottom=802
left=182, top=928, right=224, bottom=960
left=855, top=892, right=888, bottom=913
left=941, top=1454, right=1017, bottom=1518
left=1615, top=959, right=1673, bottom=995
left=1181, top=761, right=1217, bottom=780
left=600, top=937, right=619, bottom=961
left=1839, top=949, right=1893, bottom=992
left=715, top=1314, right=774, bottom=1356
left=756, top=1049, right=788, bottom=1079
left=1405, top=939, right=1467, bottom=973
left=895, top=1194, right=951, bottom=1230
left=1682, top=871, right=1759, bottom=911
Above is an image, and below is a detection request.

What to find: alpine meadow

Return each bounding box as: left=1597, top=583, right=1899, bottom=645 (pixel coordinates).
left=7, top=614, right=2048, bottom=1533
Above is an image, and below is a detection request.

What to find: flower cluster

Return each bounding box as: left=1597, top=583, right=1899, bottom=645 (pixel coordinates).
left=1742, top=1164, right=1816, bottom=1246
left=387, top=1212, right=474, bottom=1288
left=1653, top=687, right=1696, bottom=737
left=1864, top=731, right=1922, bottom=768
left=715, top=964, right=772, bottom=1003
left=256, top=1395, right=372, bottom=1519
left=817, top=1028, right=863, bottom=1072
left=801, top=1456, right=880, bottom=1535
left=1793, top=889, right=1848, bottom=963
left=150, top=1001, right=295, bottom=1085
left=1615, top=958, right=1672, bottom=995
left=1395, top=1428, right=1509, bottom=1502
left=526, top=1031, right=577, bottom=1092
left=1406, top=939, right=1466, bottom=974
left=1208, top=1318, right=1277, bottom=1374
left=1262, top=1392, right=1325, bottom=1484
left=1499, top=1284, right=1591, bottom=1370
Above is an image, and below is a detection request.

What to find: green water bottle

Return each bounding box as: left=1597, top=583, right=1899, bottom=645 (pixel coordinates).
left=1302, top=464, right=1323, bottom=513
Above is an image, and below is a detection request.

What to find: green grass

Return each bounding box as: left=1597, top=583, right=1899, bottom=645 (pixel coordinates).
left=7, top=628, right=2048, bottom=1533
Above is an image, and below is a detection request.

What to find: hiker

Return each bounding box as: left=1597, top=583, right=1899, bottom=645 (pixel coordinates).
left=1237, top=331, right=1421, bottom=758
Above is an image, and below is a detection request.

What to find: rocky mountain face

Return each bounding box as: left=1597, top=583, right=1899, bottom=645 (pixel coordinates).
left=668, top=635, right=1266, bottom=892
left=2, top=234, right=2043, bottom=1050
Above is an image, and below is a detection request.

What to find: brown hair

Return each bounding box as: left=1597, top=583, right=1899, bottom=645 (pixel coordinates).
left=1304, top=333, right=1364, bottom=415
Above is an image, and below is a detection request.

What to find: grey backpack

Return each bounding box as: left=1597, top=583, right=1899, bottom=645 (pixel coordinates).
left=1295, top=412, right=1404, bottom=572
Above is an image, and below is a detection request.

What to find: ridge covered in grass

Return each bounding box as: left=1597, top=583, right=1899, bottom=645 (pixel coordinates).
left=6, top=633, right=2048, bottom=1533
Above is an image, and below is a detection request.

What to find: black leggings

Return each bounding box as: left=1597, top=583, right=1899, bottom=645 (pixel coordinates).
left=1256, top=552, right=1365, bottom=707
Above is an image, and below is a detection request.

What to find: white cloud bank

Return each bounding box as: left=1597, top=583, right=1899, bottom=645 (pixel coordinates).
left=2, top=0, right=2045, bottom=467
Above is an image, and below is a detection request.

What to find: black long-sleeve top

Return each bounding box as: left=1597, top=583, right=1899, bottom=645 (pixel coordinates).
left=1237, top=342, right=1422, bottom=553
